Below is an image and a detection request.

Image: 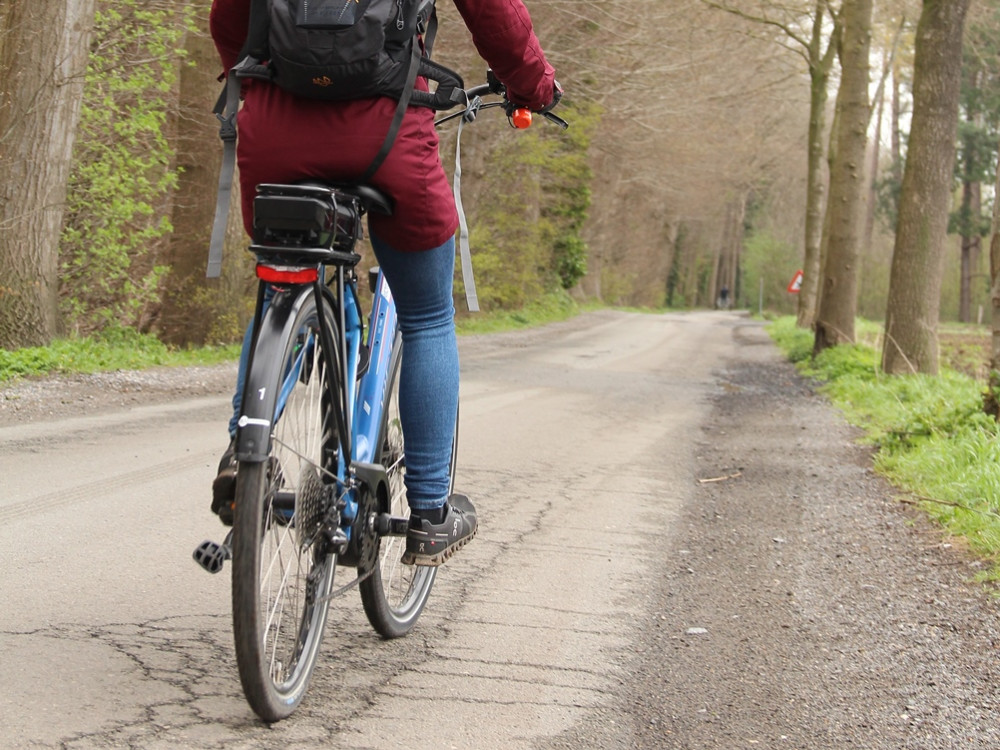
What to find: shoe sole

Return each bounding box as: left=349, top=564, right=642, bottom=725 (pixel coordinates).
left=401, top=527, right=477, bottom=567
left=213, top=472, right=236, bottom=527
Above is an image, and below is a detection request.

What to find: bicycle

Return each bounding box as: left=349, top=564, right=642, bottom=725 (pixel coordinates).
left=192, top=75, right=567, bottom=722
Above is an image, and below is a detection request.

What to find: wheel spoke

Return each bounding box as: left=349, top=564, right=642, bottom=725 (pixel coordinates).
left=358, top=338, right=446, bottom=637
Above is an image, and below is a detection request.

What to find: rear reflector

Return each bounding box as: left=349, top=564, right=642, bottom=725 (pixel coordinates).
left=255, top=264, right=319, bottom=284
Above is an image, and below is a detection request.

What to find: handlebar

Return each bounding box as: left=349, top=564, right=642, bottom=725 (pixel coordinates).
left=435, top=76, right=569, bottom=131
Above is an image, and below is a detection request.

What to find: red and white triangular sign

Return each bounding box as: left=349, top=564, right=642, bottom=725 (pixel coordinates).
left=787, top=269, right=803, bottom=294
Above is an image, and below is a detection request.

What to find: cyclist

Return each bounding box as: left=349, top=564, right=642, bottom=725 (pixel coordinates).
left=718, top=285, right=730, bottom=310
left=208, top=0, right=560, bottom=565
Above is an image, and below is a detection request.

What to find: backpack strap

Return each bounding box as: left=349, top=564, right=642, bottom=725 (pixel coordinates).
left=206, top=64, right=243, bottom=278
left=359, top=41, right=423, bottom=183
left=206, top=0, right=270, bottom=277
left=452, top=109, right=479, bottom=312
left=242, top=0, right=270, bottom=62
left=421, top=1, right=439, bottom=56
left=360, top=9, right=464, bottom=182
left=411, top=57, right=465, bottom=109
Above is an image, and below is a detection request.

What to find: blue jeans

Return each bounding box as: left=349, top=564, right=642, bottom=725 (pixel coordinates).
left=230, top=234, right=459, bottom=511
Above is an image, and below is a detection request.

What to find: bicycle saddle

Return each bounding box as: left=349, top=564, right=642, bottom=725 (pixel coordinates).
left=293, top=181, right=395, bottom=217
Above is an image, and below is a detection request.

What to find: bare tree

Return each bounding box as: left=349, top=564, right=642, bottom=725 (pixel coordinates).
left=561, top=0, right=804, bottom=307
left=704, top=0, right=840, bottom=327
left=0, top=0, right=96, bottom=348
left=882, top=0, right=971, bottom=374
left=863, top=12, right=907, bottom=255
left=813, top=0, right=872, bottom=353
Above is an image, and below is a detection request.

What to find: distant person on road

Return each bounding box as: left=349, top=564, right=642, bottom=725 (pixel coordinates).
left=718, top=285, right=730, bottom=310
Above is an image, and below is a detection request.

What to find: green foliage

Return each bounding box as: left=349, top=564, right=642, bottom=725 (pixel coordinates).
left=875, top=169, right=902, bottom=230
left=543, top=99, right=599, bottom=290
left=59, top=0, right=195, bottom=335
left=741, top=230, right=800, bottom=315
left=455, top=289, right=580, bottom=334
left=766, top=317, right=813, bottom=363
left=0, top=327, right=239, bottom=383
left=465, top=97, right=597, bottom=308
left=856, top=233, right=892, bottom=321
left=957, top=4, right=1000, bottom=190
left=462, top=204, right=548, bottom=309
left=806, top=343, right=878, bottom=381
left=768, top=316, right=1000, bottom=579
left=188, top=282, right=258, bottom=346
left=949, top=121, right=996, bottom=240
left=826, top=369, right=988, bottom=449
left=875, top=392, right=1000, bottom=577
left=555, top=234, right=588, bottom=289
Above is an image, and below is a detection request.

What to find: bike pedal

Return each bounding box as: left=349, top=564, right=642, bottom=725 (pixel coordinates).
left=193, top=539, right=232, bottom=574
left=374, top=513, right=409, bottom=536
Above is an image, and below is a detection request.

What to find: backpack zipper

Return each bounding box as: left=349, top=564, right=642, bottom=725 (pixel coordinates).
left=396, top=0, right=405, bottom=30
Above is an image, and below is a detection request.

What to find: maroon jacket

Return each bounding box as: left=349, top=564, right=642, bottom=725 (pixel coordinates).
left=210, top=0, right=555, bottom=250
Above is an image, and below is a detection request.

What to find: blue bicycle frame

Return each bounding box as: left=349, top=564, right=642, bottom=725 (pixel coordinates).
left=337, top=268, right=399, bottom=535
left=235, top=265, right=398, bottom=541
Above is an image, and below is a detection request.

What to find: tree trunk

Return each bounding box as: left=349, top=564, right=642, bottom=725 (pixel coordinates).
left=708, top=210, right=725, bottom=308
left=717, top=195, right=744, bottom=307
left=0, top=0, right=96, bottom=348
left=796, top=1, right=836, bottom=329
left=813, top=0, right=872, bottom=354
left=959, top=178, right=981, bottom=323
left=892, top=63, right=903, bottom=186
left=987, top=144, right=1000, bottom=418
left=864, top=78, right=885, bottom=254
left=957, top=68, right=985, bottom=326
left=882, top=0, right=971, bottom=375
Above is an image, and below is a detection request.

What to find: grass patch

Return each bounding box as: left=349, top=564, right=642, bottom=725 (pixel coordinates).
left=0, top=327, right=239, bottom=384
left=2, top=291, right=592, bottom=384
left=2, top=291, right=595, bottom=384
left=455, top=289, right=589, bottom=335
left=768, top=316, right=1000, bottom=583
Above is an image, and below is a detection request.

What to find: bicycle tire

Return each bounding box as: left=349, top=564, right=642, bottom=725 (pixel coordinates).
left=358, top=336, right=458, bottom=638
left=231, top=289, right=338, bottom=722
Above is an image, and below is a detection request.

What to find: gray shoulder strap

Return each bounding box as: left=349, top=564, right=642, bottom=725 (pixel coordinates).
left=453, top=114, right=479, bottom=312
left=206, top=69, right=244, bottom=278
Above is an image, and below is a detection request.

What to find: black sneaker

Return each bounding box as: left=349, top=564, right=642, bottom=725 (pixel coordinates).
left=211, top=440, right=236, bottom=526
left=401, top=494, right=478, bottom=566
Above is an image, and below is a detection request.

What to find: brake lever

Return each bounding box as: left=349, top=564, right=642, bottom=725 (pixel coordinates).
left=541, top=111, right=570, bottom=130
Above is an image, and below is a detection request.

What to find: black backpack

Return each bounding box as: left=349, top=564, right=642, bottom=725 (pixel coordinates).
left=207, top=0, right=465, bottom=277
left=252, top=0, right=462, bottom=103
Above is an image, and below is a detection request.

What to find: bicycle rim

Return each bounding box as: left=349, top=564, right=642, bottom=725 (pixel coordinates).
left=232, top=293, right=337, bottom=721
left=359, top=338, right=457, bottom=638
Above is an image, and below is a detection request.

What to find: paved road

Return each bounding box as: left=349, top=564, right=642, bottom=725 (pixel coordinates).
left=2, top=310, right=997, bottom=749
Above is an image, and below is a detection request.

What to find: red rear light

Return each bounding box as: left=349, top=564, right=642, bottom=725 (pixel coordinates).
left=255, top=264, right=319, bottom=284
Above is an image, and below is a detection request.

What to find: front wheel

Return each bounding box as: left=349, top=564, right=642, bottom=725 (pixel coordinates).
left=231, top=290, right=338, bottom=721
left=359, top=337, right=458, bottom=638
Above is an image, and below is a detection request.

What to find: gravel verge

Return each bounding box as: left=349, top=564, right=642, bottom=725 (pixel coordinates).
left=0, top=363, right=238, bottom=427
left=549, top=319, right=1000, bottom=749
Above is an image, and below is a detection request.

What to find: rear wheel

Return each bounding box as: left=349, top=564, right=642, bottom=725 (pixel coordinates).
left=231, top=291, right=338, bottom=721
left=359, top=337, right=458, bottom=638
